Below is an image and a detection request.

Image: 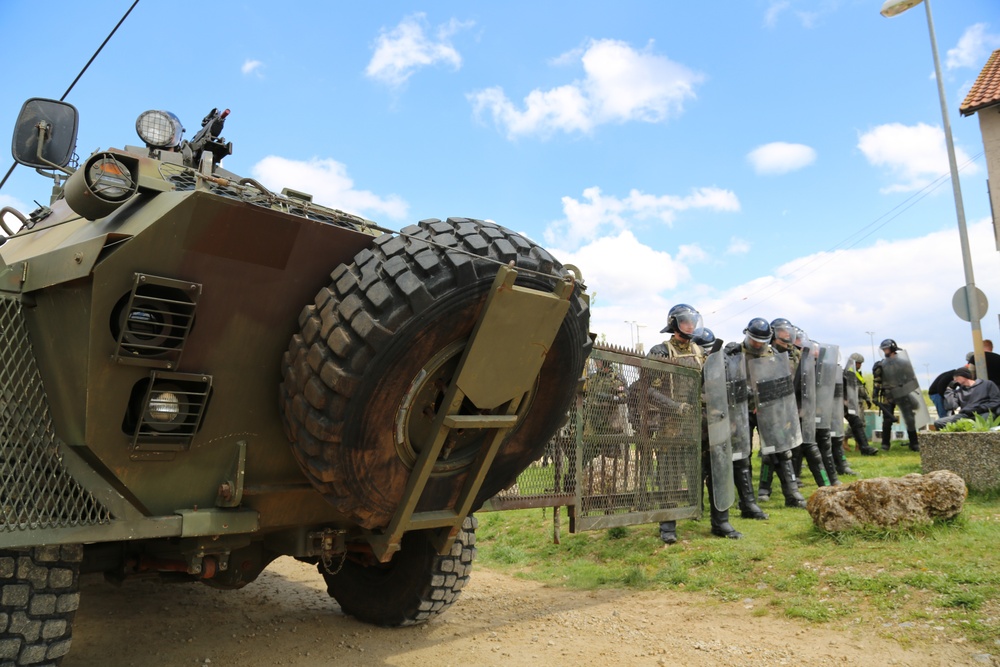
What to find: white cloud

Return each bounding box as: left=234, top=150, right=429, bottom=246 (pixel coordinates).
left=586, top=218, right=1000, bottom=376
left=857, top=122, right=979, bottom=193
left=946, top=23, right=1000, bottom=71
left=251, top=156, right=408, bottom=220
left=241, top=59, right=263, bottom=76
left=764, top=1, right=791, bottom=28
left=468, top=38, right=704, bottom=139
left=700, top=220, right=1000, bottom=375
left=747, top=142, right=817, bottom=175
left=0, top=194, right=29, bottom=235
left=726, top=237, right=751, bottom=255
left=366, top=14, right=471, bottom=88
left=545, top=185, right=740, bottom=248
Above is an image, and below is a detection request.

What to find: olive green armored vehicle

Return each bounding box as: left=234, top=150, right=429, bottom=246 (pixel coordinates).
left=0, top=98, right=589, bottom=665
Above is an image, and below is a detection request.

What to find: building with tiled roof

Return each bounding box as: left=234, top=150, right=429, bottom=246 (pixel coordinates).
left=961, top=49, right=1000, bottom=248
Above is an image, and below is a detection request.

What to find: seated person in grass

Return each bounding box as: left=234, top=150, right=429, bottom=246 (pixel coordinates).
left=933, top=367, right=1000, bottom=430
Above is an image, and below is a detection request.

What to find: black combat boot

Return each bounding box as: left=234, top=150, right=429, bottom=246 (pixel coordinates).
left=850, top=417, right=879, bottom=455
left=733, top=459, right=768, bottom=520
left=659, top=520, right=677, bottom=544
left=881, top=412, right=893, bottom=451
left=791, top=446, right=805, bottom=488
left=801, top=442, right=830, bottom=487
left=817, top=429, right=841, bottom=486
left=757, top=456, right=774, bottom=502
left=832, top=436, right=855, bottom=475
left=775, top=454, right=807, bottom=508
left=907, top=431, right=920, bottom=452
left=706, top=472, right=742, bottom=539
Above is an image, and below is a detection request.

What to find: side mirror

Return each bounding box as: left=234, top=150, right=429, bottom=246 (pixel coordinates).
left=11, top=98, right=79, bottom=169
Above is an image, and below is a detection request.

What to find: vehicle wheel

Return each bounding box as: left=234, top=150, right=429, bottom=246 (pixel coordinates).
left=0, top=545, right=82, bottom=666
left=321, top=516, right=476, bottom=626
left=281, top=217, right=589, bottom=529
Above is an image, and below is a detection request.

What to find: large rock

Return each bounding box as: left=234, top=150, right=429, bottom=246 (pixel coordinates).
left=806, top=470, right=966, bottom=532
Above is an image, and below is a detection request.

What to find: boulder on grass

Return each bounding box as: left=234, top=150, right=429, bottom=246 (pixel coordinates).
left=806, top=470, right=966, bottom=532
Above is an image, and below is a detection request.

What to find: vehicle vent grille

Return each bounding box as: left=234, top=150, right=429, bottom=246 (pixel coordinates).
left=129, top=371, right=212, bottom=454
left=112, top=274, right=200, bottom=370
left=160, top=164, right=364, bottom=230
left=0, top=295, right=112, bottom=532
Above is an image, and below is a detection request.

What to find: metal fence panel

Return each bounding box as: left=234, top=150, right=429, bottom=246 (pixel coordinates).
left=486, top=345, right=703, bottom=533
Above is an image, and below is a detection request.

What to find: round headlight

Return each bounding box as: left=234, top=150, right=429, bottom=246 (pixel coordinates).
left=148, top=391, right=181, bottom=423
left=136, top=110, right=184, bottom=149
left=86, top=155, right=135, bottom=201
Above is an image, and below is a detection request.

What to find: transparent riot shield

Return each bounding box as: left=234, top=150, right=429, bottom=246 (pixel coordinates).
left=724, top=349, right=752, bottom=462
left=844, top=367, right=860, bottom=417
left=881, top=349, right=920, bottom=400
left=831, top=364, right=845, bottom=438
left=900, top=389, right=932, bottom=430
left=703, top=352, right=735, bottom=511
left=748, top=352, right=802, bottom=455
left=814, top=343, right=839, bottom=430
left=796, top=343, right=817, bottom=444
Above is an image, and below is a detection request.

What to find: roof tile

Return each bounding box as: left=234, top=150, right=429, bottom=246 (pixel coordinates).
left=960, top=49, right=1000, bottom=116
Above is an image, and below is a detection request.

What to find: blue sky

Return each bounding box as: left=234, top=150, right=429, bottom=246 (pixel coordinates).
left=2, top=0, right=999, bottom=382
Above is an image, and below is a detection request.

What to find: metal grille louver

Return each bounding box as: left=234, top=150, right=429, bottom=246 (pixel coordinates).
left=0, top=296, right=111, bottom=532
left=113, top=274, right=199, bottom=369
left=130, top=371, right=212, bottom=453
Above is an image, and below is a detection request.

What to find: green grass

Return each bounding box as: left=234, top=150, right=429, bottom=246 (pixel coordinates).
left=475, top=445, right=1000, bottom=648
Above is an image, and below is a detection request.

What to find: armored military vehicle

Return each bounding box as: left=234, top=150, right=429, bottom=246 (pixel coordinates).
left=0, top=98, right=589, bottom=665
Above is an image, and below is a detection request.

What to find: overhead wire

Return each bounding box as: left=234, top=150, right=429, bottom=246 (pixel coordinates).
left=0, top=0, right=141, bottom=194
left=708, top=151, right=985, bottom=327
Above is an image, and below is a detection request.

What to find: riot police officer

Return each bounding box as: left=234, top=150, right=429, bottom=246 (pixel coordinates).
left=873, top=339, right=921, bottom=452
left=844, top=353, right=878, bottom=456
left=738, top=318, right=807, bottom=509
left=649, top=305, right=741, bottom=543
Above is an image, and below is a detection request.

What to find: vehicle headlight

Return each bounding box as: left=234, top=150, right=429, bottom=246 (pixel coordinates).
left=87, top=154, right=135, bottom=200
left=148, top=391, right=181, bottom=424
left=136, top=110, right=184, bottom=149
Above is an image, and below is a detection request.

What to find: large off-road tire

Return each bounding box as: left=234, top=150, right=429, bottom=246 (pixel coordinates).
left=281, top=217, right=589, bottom=529
left=321, top=516, right=476, bottom=626
left=0, top=545, right=82, bottom=667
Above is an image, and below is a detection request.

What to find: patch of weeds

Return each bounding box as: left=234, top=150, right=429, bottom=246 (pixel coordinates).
left=785, top=601, right=833, bottom=622
left=829, top=571, right=900, bottom=595
left=606, top=526, right=628, bottom=540
left=621, top=566, right=648, bottom=588
left=940, top=591, right=984, bottom=610
left=654, top=563, right=688, bottom=587
left=488, top=544, right=528, bottom=565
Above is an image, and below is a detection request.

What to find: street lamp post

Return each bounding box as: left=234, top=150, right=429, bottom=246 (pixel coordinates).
left=624, top=320, right=635, bottom=348
left=880, top=0, right=987, bottom=382
left=865, top=330, right=876, bottom=364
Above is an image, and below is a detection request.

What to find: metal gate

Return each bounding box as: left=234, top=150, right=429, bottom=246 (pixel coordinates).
left=485, top=345, right=703, bottom=533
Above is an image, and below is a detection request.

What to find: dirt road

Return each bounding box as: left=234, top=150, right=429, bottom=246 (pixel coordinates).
left=64, top=557, right=994, bottom=667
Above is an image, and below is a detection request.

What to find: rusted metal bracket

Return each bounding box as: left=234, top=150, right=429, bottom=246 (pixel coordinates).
left=366, top=264, right=573, bottom=562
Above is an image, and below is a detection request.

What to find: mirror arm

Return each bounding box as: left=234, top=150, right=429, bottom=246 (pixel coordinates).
left=32, top=121, right=74, bottom=176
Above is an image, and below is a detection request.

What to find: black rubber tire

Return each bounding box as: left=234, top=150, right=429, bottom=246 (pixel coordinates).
left=321, top=516, right=476, bottom=626
left=281, top=217, right=590, bottom=529
left=0, top=545, right=82, bottom=667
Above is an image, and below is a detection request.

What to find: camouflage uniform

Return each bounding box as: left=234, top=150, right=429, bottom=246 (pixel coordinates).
left=648, top=337, right=741, bottom=542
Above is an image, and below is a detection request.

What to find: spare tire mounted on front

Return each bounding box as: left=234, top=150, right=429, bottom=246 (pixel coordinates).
left=281, top=217, right=590, bottom=530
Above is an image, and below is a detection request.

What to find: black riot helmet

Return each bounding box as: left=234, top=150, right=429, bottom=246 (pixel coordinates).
left=793, top=327, right=808, bottom=349
left=660, top=303, right=703, bottom=340
left=879, top=338, right=899, bottom=355
left=743, top=317, right=772, bottom=353
left=692, top=327, right=716, bottom=353
left=770, top=318, right=795, bottom=351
